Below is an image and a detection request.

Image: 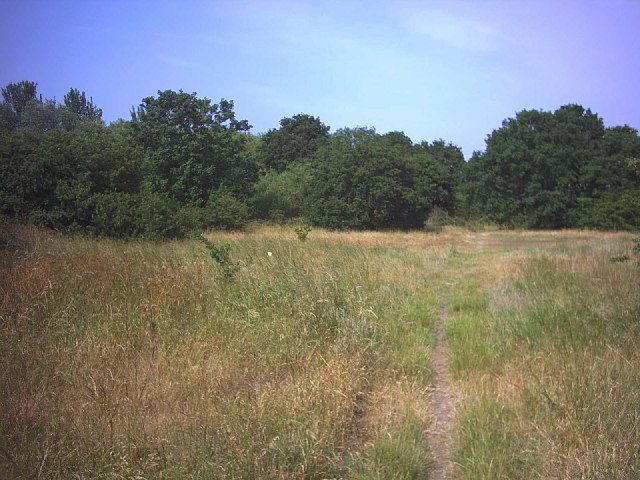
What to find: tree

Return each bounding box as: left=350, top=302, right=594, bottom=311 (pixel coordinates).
left=1, top=81, right=38, bottom=129
left=418, top=139, right=466, bottom=215
left=463, top=105, right=605, bottom=228
left=64, top=88, right=103, bottom=123
left=580, top=125, right=640, bottom=195
left=252, top=163, right=313, bottom=220
left=130, top=90, right=253, bottom=207
left=1, top=81, right=37, bottom=119
left=574, top=125, right=640, bottom=230
left=418, top=139, right=465, bottom=179
left=19, top=99, right=69, bottom=133
left=306, top=129, right=452, bottom=229
left=1, top=82, right=104, bottom=134
left=131, top=90, right=249, bottom=147
left=260, top=114, right=330, bottom=171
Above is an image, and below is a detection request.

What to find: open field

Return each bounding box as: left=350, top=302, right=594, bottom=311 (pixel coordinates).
left=1, top=225, right=638, bottom=479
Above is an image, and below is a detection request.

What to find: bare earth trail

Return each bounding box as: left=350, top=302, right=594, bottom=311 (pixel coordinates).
left=424, top=249, right=494, bottom=480
left=427, top=307, right=455, bottom=480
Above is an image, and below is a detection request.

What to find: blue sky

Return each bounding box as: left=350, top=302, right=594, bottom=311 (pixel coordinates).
left=2, top=0, right=639, bottom=157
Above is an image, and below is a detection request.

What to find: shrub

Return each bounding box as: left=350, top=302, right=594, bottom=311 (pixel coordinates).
left=206, top=188, right=249, bottom=230
left=174, top=206, right=206, bottom=237
left=423, top=207, right=452, bottom=233
left=576, top=189, right=640, bottom=231
left=199, top=235, right=240, bottom=279
left=294, top=223, right=311, bottom=241
left=91, top=192, right=186, bottom=239
left=252, top=163, right=312, bottom=220
left=91, top=192, right=141, bottom=238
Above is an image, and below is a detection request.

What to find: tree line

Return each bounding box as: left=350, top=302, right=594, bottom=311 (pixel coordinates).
left=1, top=81, right=638, bottom=238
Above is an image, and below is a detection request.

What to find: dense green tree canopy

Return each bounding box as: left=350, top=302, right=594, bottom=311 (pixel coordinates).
left=0, top=82, right=107, bottom=133
left=0, top=81, right=37, bottom=128
left=418, top=139, right=465, bottom=179
left=130, top=90, right=254, bottom=206
left=306, top=128, right=453, bottom=230
left=64, top=88, right=103, bottom=123
left=463, top=105, right=630, bottom=228
left=2, top=80, right=639, bottom=237
left=260, top=114, right=330, bottom=171
left=581, top=125, right=640, bottom=195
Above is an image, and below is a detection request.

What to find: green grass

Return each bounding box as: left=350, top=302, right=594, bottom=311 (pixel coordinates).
left=358, top=417, right=429, bottom=480
left=445, top=234, right=640, bottom=479
left=455, top=392, right=537, bottom=479
left=445, top=277, right=498, bottom=377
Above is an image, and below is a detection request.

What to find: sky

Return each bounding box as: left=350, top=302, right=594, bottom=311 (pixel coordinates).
left=1, top=0, right=639, bottom=157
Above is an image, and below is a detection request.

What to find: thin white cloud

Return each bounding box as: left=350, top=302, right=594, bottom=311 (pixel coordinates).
left=155, top=54, right=200, bottom=69
left=199, top=2, right=417, bottom=70
left=406, top=10, right=503, bottom=52
left=236, top=82, right=304, bottom=114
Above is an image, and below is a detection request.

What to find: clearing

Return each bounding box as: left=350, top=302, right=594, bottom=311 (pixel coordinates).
left=1, top=226, right=638, bottom=479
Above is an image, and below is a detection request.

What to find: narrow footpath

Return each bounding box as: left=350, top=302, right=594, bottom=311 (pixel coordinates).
left=427, top=308, right=454, bottom=480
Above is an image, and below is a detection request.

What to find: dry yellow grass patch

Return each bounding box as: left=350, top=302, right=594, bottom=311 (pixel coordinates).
left=1, top=225, right=637, bottom=479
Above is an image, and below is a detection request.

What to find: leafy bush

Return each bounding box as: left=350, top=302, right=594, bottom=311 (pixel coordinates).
left=206, top=188, right=249, bottom=230
left=294, top=223, right=311, bottom=241
left=90, top=192, right=141, bottom=237
left=252, top=163, right=312, bottom=220
left=576, top=189, right=640, bottom=231
left=174, top=206, right=206, bottom=237
left=199, top=235, right=240, bottom=279
left=423, top=207, right=453, bottom=233
left=91, top=192, right=187, bottom=239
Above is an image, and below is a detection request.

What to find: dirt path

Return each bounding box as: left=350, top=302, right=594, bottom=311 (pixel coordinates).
left=427, top=308, right=454, bottom=479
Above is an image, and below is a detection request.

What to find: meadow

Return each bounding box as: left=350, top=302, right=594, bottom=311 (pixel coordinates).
left=1, top=225, right=638, bottom=479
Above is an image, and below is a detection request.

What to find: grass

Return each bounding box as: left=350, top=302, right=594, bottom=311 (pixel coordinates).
left=444, top=234, right=640, bottom=479
left=0, top=225, right=442, bottom=479
left=1, top=225, right=638, bottom=478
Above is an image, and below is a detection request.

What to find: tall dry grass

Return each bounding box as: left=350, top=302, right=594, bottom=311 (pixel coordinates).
left=1, top=225, right=637, bottom=478
left=1, top=225, right=449, bottom=479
